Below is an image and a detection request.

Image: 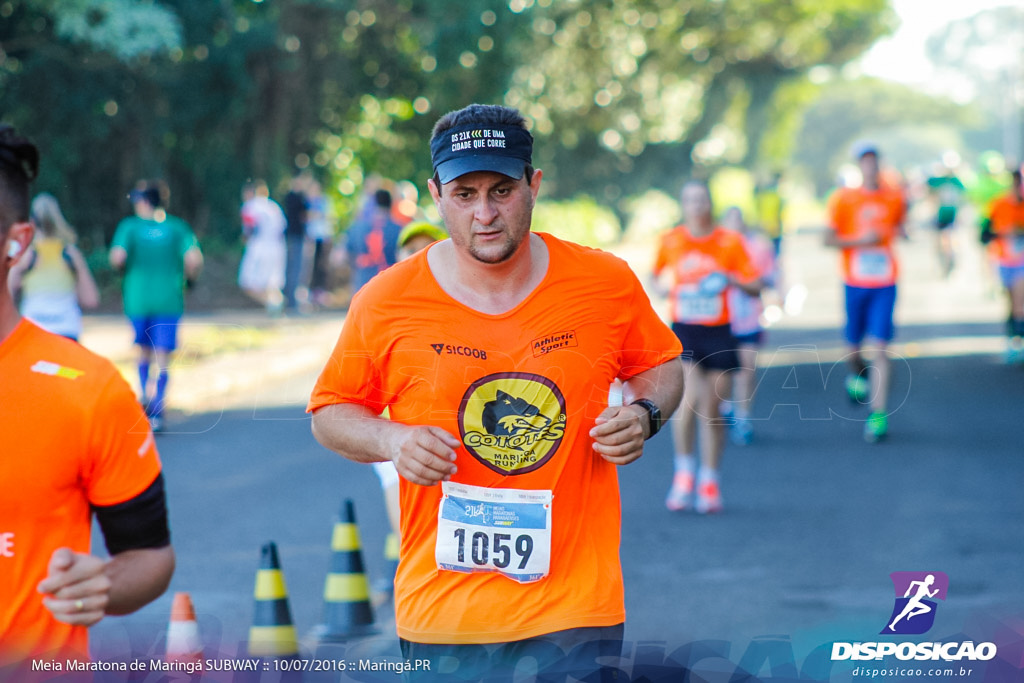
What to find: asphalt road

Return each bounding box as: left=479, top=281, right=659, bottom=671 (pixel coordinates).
left=76, top=224, right=1024, bottom=681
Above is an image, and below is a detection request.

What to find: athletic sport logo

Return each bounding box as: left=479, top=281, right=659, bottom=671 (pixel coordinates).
left=881, top=571, right=949, bottom=635
left=459, top=372, right=566, bottom=475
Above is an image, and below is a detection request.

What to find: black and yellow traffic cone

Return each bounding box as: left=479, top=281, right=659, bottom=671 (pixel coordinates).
left=315, top=499, right=377, bottom=642
left=248, top=542, right=300, bottom=658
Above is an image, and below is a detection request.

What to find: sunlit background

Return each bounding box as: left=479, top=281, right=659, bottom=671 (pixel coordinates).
left=2, top=0, right=1020, bottom=282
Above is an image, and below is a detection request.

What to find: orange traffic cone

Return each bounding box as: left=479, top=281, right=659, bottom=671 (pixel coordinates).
left=165, top=592, right=203, bottom=664
left=314, top=499, right=377, bottom=642
left=248, top=542, right=300, bottom=657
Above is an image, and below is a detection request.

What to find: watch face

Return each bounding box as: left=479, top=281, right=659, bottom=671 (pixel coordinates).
left=635, top=399, right=660, bottom=437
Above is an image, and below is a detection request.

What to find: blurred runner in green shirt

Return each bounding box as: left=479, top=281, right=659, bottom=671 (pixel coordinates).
left=109, top=181, right=202, bottom=432
left=926, top=163, right=965, bottom=278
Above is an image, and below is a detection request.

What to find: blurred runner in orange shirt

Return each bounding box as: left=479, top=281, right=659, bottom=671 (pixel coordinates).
left=653, top=181, right=762, bottom=514
left=825, top=141, right=907, bottom=443
left=983, top=168, right=1024, bottom=362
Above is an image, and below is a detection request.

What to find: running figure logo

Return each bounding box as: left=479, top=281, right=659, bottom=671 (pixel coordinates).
left=881, top=571, right=949, bottom=635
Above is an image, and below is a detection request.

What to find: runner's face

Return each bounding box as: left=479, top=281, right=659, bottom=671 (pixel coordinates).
left=681, top=184, right=712, bottom=226
left=859, top=153, right=879, bottom=187
left=431, top=170, right=541, bottom=265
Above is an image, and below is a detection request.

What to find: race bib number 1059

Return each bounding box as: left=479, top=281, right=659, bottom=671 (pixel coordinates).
left=435, top=482, right=552, bottom=583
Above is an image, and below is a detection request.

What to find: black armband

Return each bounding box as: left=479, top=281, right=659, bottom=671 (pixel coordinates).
left=93, top=473, right=171, bottom=556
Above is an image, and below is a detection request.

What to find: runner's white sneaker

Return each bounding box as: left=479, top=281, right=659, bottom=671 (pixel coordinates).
left=665, top=471, right=694, bottom=511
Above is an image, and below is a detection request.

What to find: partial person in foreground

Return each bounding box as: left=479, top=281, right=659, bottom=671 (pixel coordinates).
left=309, top=104, right=683, bottom=681
left=0, top=123, right=174, bottom=671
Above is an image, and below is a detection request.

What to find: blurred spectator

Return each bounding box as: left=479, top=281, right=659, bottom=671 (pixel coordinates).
left=305, top=177, right=334, bottom=307
left=754, top=172, right=784, bottom=256
left=282, top=172, right=311, bottom=312
left=398, top=220, right=448, bottom=261
left=7, top=193, right=99, bottom=341
left=239, top=179, right=287, bottom=314
left=343, top=188, right=402, bottom=294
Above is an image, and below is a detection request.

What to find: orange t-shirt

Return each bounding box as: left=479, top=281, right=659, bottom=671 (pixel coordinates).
left=308, top=232, right=681, bottom=644
left=0, top=320, right=162, bottom=665
left=828, top=185, right=906, bottom=288
left=987, top=193, right=1024, bottom=267
left=653, top=225, right=759, bottom=327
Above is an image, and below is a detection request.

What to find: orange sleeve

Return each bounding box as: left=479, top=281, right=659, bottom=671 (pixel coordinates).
left=83, top=373, right=162, bottom=507
left=617, top=269, right=681, bottom=380
left=729, top=235, right=760, bottom=284
left=989, top=199, right=1009, bottom=234
left=652, top=232, right=670, bottom=277
left=827, top=190, right=846, bottom=234
left=307, top=299, right=388, bottom=415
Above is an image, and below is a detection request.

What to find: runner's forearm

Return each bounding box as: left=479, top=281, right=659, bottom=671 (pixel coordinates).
left=104, top=546, right=175, bottom=616
left=620, top=357, right=684, bottom=421
left=311, top=402, right=406, bottom=464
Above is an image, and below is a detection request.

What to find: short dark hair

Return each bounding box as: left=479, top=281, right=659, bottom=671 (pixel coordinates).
left=430, top=104, right=534, bottom=195
left=130, top=180, right=165, bottom=209
left=0, top=124, right=40, bottom=233
left=374, top=189, right=393, bottom=209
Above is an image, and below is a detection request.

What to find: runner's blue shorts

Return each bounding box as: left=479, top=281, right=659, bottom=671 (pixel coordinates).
left=671, top=322, right=740, bottom=371
left=844, top=284, right=896, bottom=345
left=130, top=315, right=181, bottom=352
left=999, top=264, right=1024, bottom=288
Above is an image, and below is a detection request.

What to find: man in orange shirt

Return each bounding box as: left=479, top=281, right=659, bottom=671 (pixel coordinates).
left=825, top=142, right=906, bottom=442
left=983, top=168, right=1024, bottom=362
left=653, top=182, right=763, bottom=514
left=309, top=104, right=683, bottom=680
left=0, top=124, right=175, bottom=671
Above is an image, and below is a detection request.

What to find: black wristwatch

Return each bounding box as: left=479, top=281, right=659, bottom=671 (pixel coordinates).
left=630, top=398, right=663, bottom=440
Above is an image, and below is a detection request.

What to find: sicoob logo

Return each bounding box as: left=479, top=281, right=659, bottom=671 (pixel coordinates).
left=459, top=372, right=566, bottom=475
left=881, top=571, right=948, bottom=635
left=431, top=342, right=487, bottom=360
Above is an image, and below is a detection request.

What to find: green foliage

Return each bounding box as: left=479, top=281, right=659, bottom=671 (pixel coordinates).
left=51, top=0, right=182, bottom=60
left=621, top=190, right=678, bottom=244
left=0, top=0, right=897, bottom=262
left=792, top=77, right=980, bottom=195
left=709, top=167, right=756, bottom=219
left=531, top=197, right=621, bottom=249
